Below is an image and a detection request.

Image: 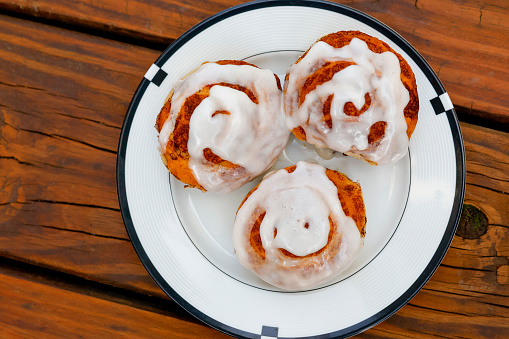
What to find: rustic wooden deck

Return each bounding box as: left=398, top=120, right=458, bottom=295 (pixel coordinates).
left=0, top=0, right=508, bottom=337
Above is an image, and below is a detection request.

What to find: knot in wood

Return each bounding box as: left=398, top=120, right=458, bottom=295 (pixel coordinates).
left=456, top=204, right=488, bottom=239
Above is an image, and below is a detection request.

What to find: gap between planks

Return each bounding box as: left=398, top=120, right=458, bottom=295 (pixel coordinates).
left=0, top=256, right=199, bottom=325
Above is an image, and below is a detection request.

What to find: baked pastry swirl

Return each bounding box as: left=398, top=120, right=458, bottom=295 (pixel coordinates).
left=156, top=60, right=289, bottom=193
left=233, top=161, right=366, bottom=291
left=284, top=31, right=419, bottom=165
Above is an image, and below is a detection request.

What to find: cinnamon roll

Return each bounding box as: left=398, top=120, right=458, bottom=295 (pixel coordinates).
left=284, top=31, right=419, bottom=165
left=156, top=60, right=289, bottom=193
left=233, top=161, right=366, bottom=291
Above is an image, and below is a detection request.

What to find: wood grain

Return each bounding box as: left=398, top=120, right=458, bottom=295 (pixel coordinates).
left=0, top=11, right=508, bottom=339
left=0, top=13, right=165, bottom=296
left=0, top=260, right=228, bottom=338
left=0, top=0, right=508, bottom=128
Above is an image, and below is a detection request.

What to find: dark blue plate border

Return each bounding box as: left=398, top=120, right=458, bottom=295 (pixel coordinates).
left=117, top=1, right=466, bottom=338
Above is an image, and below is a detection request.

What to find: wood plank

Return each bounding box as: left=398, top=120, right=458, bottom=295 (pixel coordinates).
left=0, top=0, right=507, bottom=127
left=0, top=13, right=508, bottom=338
left=0, top=259, right=228, bottom=338
left=0, top=13, right=165, bottom=296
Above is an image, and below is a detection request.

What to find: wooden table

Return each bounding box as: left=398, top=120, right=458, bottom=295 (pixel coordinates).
left=0, top=0, right=508, bottom=337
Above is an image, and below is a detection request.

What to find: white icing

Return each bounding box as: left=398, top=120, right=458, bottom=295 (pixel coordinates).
left=233, top=161, right=363, bottom=291
left=158, top=62, right=290, bottom=193
left=262, top=186, right=330, bottom=256
left=284, top=38, right=411, bottom=165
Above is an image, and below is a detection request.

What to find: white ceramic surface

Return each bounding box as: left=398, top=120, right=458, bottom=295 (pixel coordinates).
left=117, top=2, right=464, bottom=338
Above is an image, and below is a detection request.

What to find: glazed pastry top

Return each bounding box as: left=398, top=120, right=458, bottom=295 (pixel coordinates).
left=233, top=161, right=363, bottom=290
left=158, top=62, right=289, bottom=192
left=284, top=38, right=411, bottom=165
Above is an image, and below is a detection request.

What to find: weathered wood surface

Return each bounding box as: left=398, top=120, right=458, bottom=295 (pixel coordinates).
left=0, top=3, right=508, bottom=338
left=0, top=259, right=228, bottom=338
left=0, top=13, right=165, bottom=297
left=0, top=0, right=507, bottom=128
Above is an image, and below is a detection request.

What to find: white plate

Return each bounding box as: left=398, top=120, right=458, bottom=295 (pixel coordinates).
left=117, top=1, right=465, bottom=338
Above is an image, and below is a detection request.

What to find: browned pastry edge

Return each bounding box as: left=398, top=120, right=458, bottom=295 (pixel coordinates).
left=155, top=60, right=282, bottom=191
left=286, top=30, right=419, bottom=155
left=236, top=165, right=366, bottom=269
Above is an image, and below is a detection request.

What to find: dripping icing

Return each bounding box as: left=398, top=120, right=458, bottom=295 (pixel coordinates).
left=284, top=38, right=410, bottom=165
left=158, top=62, right=290, bottom=192
left=233, top=161, right=363, bottom=290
